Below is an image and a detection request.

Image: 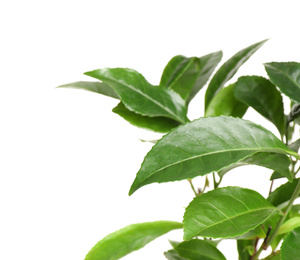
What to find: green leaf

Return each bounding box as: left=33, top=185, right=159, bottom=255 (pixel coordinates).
left=265, top=62, right=300, bottom=103
left=164, top=250, right=187, bottom=260
left=237, top=239, right=256, bottom=260
left=112, top=102, right=180, bottom=133
left=84, top=68, right=188, bottom=123
left=218, top=152, right=293, bottom=181
left=205, top=84, right=248, bottom=118
left=281, top=226, right=300, bottom=260
left=268, top=178, right=300, bottom=207
left=183, top=187, right=278, bottom=239
left=174, top=239, right=226, bottom=260
left=270, top=171, right=286, bottom=181
left=57, top=81, right=120, bottom=99
left=160, top=51, right=222, bottom=103
left=278, top=216, right=300, bottom=235
left=288, top=138, right=300, bottom=153
left=85, top=221, right=182, bottom=260
left=234, top=76, right=285, bottom=136
left=129, top=116, right=299, bottom=195
left=234, top=225, right=266, bottom=240
left=205, top=39, right=268, bottom=109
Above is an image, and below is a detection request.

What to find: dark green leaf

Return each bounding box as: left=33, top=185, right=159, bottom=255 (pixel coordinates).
left=84, top=68, right=188, bottom=123
left=234, top=76, right=285, bottom=136
left=205, top=39, right=268, bottom=109
left=112, top=102, right=180, bottom=133
left=265, top=62, right=300, bottom=103
left=218, top=152, right=293, bottom=181
left=85, top=221, right=182, bottom=260
left=129, top=116, right=299, bottom=195
left=237, top=239, right=256, bottom=260
left=57, top=81, right=119, bottom=99
left=281, top=226, right=300, bottom=260
left=160, top=51, right=222, bottom=103
left=205, top=84, right=248, bottom=118
left=164, top=250, right=187, bottom=260
left=174, top=239, right=226, bottom=260
left=268, top=178, right=299, bottom=207
left=183, top=187, right=278, bottom=239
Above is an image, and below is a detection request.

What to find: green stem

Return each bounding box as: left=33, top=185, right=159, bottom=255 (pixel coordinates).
left=188, top=179, right=198, bottom=196
left=253, top=178, right=300, bottom=259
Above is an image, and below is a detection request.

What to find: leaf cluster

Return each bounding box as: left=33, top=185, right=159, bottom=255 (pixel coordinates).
left=59, top=39, right=300, bottom=259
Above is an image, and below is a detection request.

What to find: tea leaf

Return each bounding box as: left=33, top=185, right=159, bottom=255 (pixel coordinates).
left=234, top=76, right=285, bottom=135
left=281, top=226, right=300, bottom=260
left=160, top=51, right=222, bottom=103
left=85, top=68, right=188, bottom=123
left=129, top=116, right=299, bottom=195
left=265, top=62, right=300, bottom=103
left=112, top=102, right=180, bottom=133
left=183, top=187, right=278, bottom=239
left=85, top=221, right=182, bottom=260
left=205, top=39, right=267, bottom=109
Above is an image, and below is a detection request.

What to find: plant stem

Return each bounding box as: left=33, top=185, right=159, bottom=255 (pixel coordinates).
left=253, top=178, right=300, bottom=259
left=188, top=179, right=198, bottom=196
left=268, top=180, right=274, bottom=196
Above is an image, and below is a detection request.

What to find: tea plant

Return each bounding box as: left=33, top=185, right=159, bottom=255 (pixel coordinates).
left=58, top=39, right=300, bottom=260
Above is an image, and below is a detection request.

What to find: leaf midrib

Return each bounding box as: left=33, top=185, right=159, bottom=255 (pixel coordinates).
left=186, top=207, right=277, bottom=239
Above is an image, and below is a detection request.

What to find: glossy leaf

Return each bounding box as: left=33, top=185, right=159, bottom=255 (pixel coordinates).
left=234, top=76, right=285, bottom=135
left=112, top=102, right=180, bottom=133
left=267, top=178, right=299, bottom=207
left=174, top=239, right=226, bottom=260
left=160, top=51, right=222, bottom=103
left=129, top=116, right=299, bottom=195
left=183, top=187, right=278, bottom=239
left=281, top=226, right=300, bottom=260
left=265, top=62, right=300, bottom=103
left=278, top=217, right=300, bottom=235
left=57, top=81, right=119, bottom=99
left=237, top=239, right=255, bottom=260
left=85, top=221, right=182, bottom=260
left=84, top=68, right=188, bottom=123
left=164, top=250, right=187, bottom=260
left=205, top=39, right=267, bottom=109
left=218, top=152, right=292, bottom=181
left=205, top=84, right=248, bottom=118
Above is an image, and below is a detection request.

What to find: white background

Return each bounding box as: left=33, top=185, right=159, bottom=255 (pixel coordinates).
left=1, top=0, right=300, bottom=259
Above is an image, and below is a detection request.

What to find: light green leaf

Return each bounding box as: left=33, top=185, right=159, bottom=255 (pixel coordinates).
left=205, top=39, right=268, bottom=109
left=261, top=252, right=281, bottom=260
left=174, top=239, right=226, bottom=260
left=281, top=226, right=300, bottom=260
left=268, top=178, right=300, bottom=207
left=129, top=116, right=299, bottom=195
left=237, top=239, right=255, bottom=260
left=164, top=250, right=187, bottom=260
left=85, top=68, right=188, bottom=123
left=265, top=62, right=300, bottom=103
left=160, top=51, right=222, bottom=103
left=278, top=217, right=300, bottom=235
left=112, top=102, right=180, bottom=133
left=234, top=225, right=266, bottom=240
left=234, top=76, right=285, bottom=136
left=85, top=221, right=182, bottom=260
left=183, top=187, right=278, bottom=240
left=218, top=152, right=292, bottom=181
left=57, top=81, right=119, bottom=99
left=205, top=84, right=248, bottom=118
